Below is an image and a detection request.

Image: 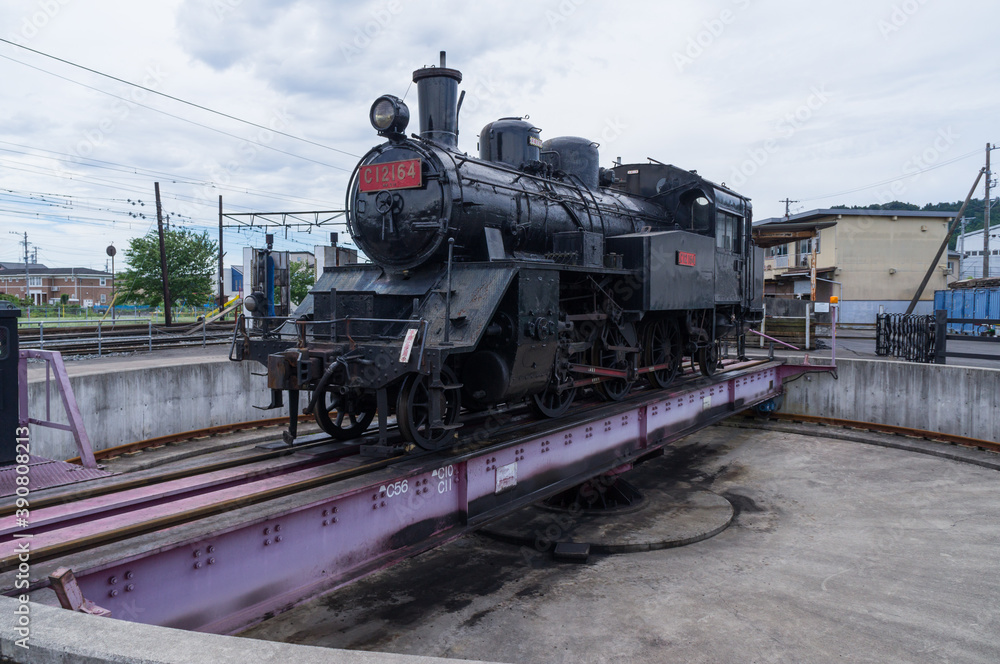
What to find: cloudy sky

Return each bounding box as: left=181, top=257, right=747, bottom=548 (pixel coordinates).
left=0, top=0, right=996, bottom=271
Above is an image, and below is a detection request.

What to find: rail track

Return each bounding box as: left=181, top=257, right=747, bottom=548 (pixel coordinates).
left=0, top=436, right=367, bottom=572
left=743, top=412, right=1000, bottom=453
left=0, top=381, right=607, bottom=574
left=17, top=321, right=233, bottom=356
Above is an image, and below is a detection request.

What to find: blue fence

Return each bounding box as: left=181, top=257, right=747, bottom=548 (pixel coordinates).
left=934, top=288, right=1000, bottom=334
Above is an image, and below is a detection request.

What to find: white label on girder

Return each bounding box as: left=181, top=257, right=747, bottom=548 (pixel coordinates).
left=399, top=328, right=419, bottom=363
left=703, top=396, right=712, bottom=411
left=379, top=480, right=408, bottom=498
left=495, top=462, right=517, bottom=494
left=434, top=465, right=456, bottom=494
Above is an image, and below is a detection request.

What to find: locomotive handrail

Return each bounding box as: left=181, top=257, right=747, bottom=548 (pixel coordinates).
left=292, top=316, right=429, bottom=361
left=565, top=171, right=608, bottom=237
left=243, top=315, right=298, bottom=335
left=438, top=147, right=467, bottom=206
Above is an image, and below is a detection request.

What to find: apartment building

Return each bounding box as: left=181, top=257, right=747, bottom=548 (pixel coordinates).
left=0, top=262, right=114, bottom=307
left=753, top=209, right=955, bottom=324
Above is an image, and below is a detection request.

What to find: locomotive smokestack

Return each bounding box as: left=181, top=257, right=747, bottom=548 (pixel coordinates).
left=413, top=51, right=463, bottom=149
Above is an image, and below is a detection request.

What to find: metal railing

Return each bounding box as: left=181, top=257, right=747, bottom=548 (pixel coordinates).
left=18, top=349, right=98, bottom=468
left=876, top=311, right=999, bottom=364
left=19, top=318, right=229, bottom=355
left=875, top=313, right=936, bottom=362
left=19, top=318, right=154, bottom=354
left=931, top=310, right=1000, bottom=364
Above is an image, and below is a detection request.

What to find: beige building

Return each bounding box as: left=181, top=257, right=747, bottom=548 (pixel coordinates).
left=753, top=209, right=955, bottom=324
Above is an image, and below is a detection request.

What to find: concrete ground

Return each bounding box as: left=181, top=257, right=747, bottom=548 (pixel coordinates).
left=241, top=425, right=1000, bottom=664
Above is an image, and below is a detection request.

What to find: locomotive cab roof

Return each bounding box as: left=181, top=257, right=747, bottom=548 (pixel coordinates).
left=610, top=162, right=750, bottom=212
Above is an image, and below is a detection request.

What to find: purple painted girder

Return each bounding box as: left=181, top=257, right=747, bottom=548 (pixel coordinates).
left=0, top=452, right=341, bottom=542
left=0, top=461, right=364, bottom=565
left=45, top=361, right=811, bottom=634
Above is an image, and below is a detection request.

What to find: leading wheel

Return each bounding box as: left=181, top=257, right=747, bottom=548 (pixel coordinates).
left=697, top=342, right=720, bottom=377
left=314, top=391, right=376, bottom=440
left=396, top=367, right=461, bottom=450
left=644, top=319, right=681, bottom=389
left=592, top=325, right=634, bottom=401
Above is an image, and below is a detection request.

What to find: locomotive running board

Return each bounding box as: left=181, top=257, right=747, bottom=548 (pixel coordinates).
left=7, top=360, right=819, bottom=635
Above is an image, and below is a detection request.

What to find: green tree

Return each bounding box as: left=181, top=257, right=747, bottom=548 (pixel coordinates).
left=120, top=229, right=217, bottom=307
left=289, top=260, right=315, bottom=304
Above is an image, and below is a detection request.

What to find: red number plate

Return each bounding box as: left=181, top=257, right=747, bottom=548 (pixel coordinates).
left=676, top=251, right=696, bottom=267
left=359, top=158, right=422, bottom=192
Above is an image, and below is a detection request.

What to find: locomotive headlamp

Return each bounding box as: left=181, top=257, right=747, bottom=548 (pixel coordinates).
left=243, top=292, right=264, bottom=314
left=369, top=95, right=409, bottom=137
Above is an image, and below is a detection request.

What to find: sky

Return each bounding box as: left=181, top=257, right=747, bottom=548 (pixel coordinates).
left=0, top=0, right=996, bottom=271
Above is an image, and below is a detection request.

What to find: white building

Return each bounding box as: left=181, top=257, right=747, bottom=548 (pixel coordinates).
left=956, top=227, right=1000, bottom=280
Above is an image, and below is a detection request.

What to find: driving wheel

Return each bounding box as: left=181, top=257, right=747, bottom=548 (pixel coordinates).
left=644, top=319, right=681, bottom=389
left=592, top=324, right=635, bottom=401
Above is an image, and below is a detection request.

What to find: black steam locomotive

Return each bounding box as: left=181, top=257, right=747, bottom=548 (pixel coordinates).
left=235, top=53, right=763, bottom=450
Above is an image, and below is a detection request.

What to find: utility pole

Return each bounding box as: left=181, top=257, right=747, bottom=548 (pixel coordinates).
left=959, top=216, right=973, bottom=279
left=986, top=143, right=992, bottom=279
left=24, top=231, right=31, bottom=300
left=907, top=168, right=985, bottom=313
left=22, top=233, right=29, bottom=305
left=810, top=234, right=818, bottom=301
left=10, top=232, right=31, bottom=305
left=780, top=198, right=799, bottom=219
left=154, top=182, right=172, bottom=326
left=106, top=245, right=117, bottom=321
left=218, top=195, right=225, bottom=311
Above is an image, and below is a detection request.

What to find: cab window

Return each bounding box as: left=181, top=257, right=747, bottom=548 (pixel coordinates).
left=715, top=212, right=743, bottom=254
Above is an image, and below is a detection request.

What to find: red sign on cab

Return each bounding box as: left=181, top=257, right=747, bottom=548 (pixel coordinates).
left=359, top=158, right=422, bottom=193
left=676, top=250, right=696, bottom=267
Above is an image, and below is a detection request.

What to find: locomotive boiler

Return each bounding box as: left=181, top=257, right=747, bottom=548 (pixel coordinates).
left=234, top=53, right=764, bottom=450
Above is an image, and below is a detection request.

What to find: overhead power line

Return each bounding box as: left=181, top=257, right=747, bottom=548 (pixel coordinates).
left=0, top=37, right=360, bottom=160
left=0, top=140, right=342, bottom=208
left=0, top=53, right=350, bottom=171
left=799, top=149, right=982, bottom=202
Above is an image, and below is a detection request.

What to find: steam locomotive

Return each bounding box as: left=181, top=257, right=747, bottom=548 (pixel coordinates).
left=234, top=53, right=764, bottom=450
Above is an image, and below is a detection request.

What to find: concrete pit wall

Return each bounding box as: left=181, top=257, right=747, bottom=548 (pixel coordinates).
left=781, top=358, right=999, bottom=443
left=0, top=595, right=491, bottom=664
left=25, top=356, right=999, bottom=462
left=25, top=358, right=277, bottom=461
